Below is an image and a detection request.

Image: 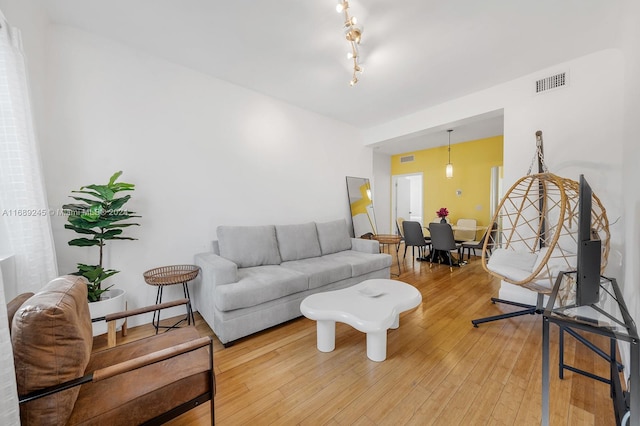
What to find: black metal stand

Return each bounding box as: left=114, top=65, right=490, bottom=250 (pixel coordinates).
left=542, top=272, right=639, bottom=426
left=472, top=293, right=543, bottom=327
left=152, top=282, right=195, bottom=333
left=559, top=326, right=624, bottom=378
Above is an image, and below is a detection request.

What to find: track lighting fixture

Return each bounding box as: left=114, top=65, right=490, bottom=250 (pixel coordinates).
left=336, top=1, right=364, bottom=86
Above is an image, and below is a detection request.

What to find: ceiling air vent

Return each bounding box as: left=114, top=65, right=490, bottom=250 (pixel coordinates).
left=535, top=72, right=567, bottom=94
left=400, top=155, right=414, bottom=163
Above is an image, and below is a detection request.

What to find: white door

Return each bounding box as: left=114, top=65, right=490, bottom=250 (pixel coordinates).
left=392, top=173, right=423, bottom=234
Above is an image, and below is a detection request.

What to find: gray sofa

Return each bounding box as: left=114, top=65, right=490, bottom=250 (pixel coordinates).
left=193, top=219, right=391, bottom=345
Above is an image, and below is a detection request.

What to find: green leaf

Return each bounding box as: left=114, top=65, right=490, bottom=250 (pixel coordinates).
left=80, top=205, right=102, bottom=222
left=108, top=195, right=131, bottom=211
left=68, top=238, right=101, bottom=247
left=103, top=214, right=136, bottom=222
left=66, top=196, right=101, bottom=205
left=110, top=183, right=135, bottom=193
left=64, top=224, right=99, bottom=235
left=71, top=189, right=105, bottom=200
left=67, top=215, right=105, bottom=229
left=98, top=229, right=123, bottom=239
left=82, top=184, right=114, bottom=201
left=62, top=202, right=92, bottom=210
left=103, top=223, right=140, bottom=229
left=108, top=171, right=123, bottom=186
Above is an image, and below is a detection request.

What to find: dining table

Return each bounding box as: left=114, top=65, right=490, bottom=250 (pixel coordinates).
left=423, top=224, right=487, bottom=242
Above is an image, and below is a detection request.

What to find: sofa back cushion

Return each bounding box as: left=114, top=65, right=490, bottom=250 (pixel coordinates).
left=6, top=292, right=33, bottom=334
left=217, top=225, right=282, bottom=268
left=275, top=222, right=322, bottom=262
left=316, top=219, right=352, bottom=255
left=12, top=275, right=93, bottom=425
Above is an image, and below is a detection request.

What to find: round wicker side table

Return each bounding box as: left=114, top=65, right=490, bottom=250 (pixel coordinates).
left=372, top=234, right=402, bottom=277
left=143, top=264, right=200, bottom=333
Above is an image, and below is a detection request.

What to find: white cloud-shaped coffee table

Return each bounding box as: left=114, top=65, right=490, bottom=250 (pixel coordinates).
left=300, top=279, right=422, bottom=361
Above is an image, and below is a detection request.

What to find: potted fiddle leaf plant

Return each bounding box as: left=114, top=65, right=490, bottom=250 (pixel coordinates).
left=63, top=171, right=141, bottom=302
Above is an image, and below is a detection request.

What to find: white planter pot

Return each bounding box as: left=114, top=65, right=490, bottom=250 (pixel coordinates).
left=88, top=288, right=126, bottom=337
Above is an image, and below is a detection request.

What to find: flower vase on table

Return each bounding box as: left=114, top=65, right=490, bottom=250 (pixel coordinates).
left=436, top=207, right=449, bottom=223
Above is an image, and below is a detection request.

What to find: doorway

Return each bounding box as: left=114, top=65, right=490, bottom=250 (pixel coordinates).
left=392, top=173, right=423, bottom=235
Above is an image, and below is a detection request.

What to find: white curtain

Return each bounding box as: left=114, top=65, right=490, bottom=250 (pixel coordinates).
left=0, top=10, right=57, bottom=298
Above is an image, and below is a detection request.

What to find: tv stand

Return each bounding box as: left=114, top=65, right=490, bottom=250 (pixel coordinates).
left=542, top=271, right=639, bottom=425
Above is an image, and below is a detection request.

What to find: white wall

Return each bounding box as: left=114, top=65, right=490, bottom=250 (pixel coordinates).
left=505, top=50, right=625, bottom=280
left=40, top=26, right=372, bottom=326
left=372, top=151, right=391, bottom=234
left=620, top=0, right=640, bottom=372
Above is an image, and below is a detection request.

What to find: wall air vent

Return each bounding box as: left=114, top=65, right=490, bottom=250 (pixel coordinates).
left=400, top=155, right=415, bottom=163
left=535, top=72, right=567, bottom=94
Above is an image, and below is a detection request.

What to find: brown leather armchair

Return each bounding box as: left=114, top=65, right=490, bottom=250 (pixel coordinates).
left=9, top=275, right=215, bottom=425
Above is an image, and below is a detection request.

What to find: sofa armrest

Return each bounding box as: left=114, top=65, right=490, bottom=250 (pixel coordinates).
left=19, top=336, right=213, bottom=404
left=93, top=337, right=212, bottom=381
left=350, top=237, right=381, bottom=254
left=195, top=252, right=238, bottom=286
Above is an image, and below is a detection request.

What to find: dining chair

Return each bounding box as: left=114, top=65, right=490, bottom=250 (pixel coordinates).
left=454, top=218, right=477, bottom=242
left=428, top=222, right=462, bottom=271
left=402, top=220, right=431, bottom=261
left=461, top=222, right=497, bottom=261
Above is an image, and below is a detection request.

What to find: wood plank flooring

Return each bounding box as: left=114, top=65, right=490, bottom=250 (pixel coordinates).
left=97, top=246, right=620, bottom=425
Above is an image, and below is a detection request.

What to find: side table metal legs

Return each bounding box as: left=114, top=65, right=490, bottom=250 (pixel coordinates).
left=152, top=282, right=195, bottom=333
left=144, top=264, right=200, bottom=334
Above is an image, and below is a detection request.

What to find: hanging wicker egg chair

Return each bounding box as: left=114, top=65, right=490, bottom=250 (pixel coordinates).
left=481, top=172, right=609, bottom=294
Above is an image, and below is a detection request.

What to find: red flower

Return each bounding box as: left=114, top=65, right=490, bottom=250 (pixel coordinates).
left=436, top=207, right=449, bottom=218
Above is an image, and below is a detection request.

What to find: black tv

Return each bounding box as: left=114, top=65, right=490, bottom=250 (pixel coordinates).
left=575, top=174, right=602, bottom=306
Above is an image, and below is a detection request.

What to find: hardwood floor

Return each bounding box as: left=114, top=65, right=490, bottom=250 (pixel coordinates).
left=99, top=247, right=620, bottom=425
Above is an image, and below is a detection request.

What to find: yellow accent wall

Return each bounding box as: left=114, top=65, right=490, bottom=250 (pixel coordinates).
left=391, top=136, right=503, bottom=227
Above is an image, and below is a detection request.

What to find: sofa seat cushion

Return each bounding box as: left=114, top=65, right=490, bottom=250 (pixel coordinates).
left=322, top=250, right=392, bottom=276
left=12, top=276, right=93, bottom=426
left=215, top=265, right=308, bottom=311
left=69, top=326, right=210, bottom=425
left=276, top=222, right=322, bottom=261
left=281, top=257, right=352, bottom=290
left=316, top=219, right=352, bottom=255
left=217, top=225, right=281, bottom=268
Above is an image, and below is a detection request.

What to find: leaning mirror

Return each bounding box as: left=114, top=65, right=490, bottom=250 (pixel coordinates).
left=346, top=176, right=377, bottom=238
